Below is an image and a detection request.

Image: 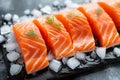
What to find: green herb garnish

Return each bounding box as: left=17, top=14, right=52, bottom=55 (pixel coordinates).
left=46, top=15, right=54, bottom=24
left=25, top=30, right=38, bottom=38
left=53, top=23, right=61, bottom=30
left=46, top=15, right=61, bottom=30
left=67, top=12, right=79, bottom=19
left=96, top=7, right=102, bottom=16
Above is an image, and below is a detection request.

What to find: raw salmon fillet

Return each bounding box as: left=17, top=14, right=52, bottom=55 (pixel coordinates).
left=55, top=9, right=95, bottom=52
left=77, top=3, right=120, bottom=48
left=33, top=15, right=74, bottom=59
left=13, top=21, right=49, bottom=74
left=98, top=0, right=120, bottom=30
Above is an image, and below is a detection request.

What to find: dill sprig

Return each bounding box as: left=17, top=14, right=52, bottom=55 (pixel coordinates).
left=46, top=15, right=54, bottom=25
left=25, top=30, right=38, bottom=38
left=46, top=15, right=61, bottom=30
left=67, top=12, right=79, bottom=19
left=96, top=7, right=102, bottom=16
left=53, top=23, right=61, bottom=30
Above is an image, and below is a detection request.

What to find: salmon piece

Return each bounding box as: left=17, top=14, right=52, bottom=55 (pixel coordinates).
left=77, top=3, right=120, bottom=48
left=33, top=15, right=74, bottom=59
left=13, top=21, right=49, bottom=74
left=55, top=9, right=95, bottom=52
left=98, top=0, right=120, bottom=30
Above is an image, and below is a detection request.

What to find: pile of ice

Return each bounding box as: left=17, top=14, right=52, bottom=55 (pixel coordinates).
left=0, top=13, right=23, bottom=76
left=1, top=0, right=120, bottom=75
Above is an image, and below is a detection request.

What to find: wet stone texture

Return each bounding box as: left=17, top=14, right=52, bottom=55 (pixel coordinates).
left=1, top=0, right=120, bottom=80
left=0, top=46, right=7, bottom=80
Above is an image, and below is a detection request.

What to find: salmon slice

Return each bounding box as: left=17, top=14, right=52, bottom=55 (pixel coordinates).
left=98, top=0, right=120, bottom=30
left=55, top=9, right=95, bottom=52
left=77, top=3, right=120, bottom=48
left=13, top=21, right=49, bottom=74
left=33, top=15, right=74, bottom=59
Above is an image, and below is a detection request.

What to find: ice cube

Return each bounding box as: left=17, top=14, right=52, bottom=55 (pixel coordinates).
left=5, top=42, right=18, bottom=52
left=31, top=9, right=42, bottom=18
left=10, top=64, right=22, bottom=75
left=12, top=14, right=20, bottom=23
left=75, top=52, right=86, bottom=60
left=96, top=47, right=106, bottom=59
left=24, top=9, right=30, bottom=15
left=113, top=47, right=120, bottom=57
left=52, top=0, right=60, bottom=6
left=67, top=57, right=80, bottom=69
left=41, top=5, right=52, bottom=14
left=7, top=51, right=20, bottom=62
left=62, top=57, right=68, bottom=65
left=1, top=25, right=11, bottom=35
left=4, top=13, right=12, bottom=21
left=0, top=35, right=5, bottom=43
left=49, top=59, right=62, bottom=72
left=90, top=51, right=98, bottom=59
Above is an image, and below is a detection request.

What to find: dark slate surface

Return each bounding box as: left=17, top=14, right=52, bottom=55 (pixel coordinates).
left=0, top=46, right=8, bottom=80
left=0, top=0, right=83, bottom=15
left=1, top=0, right=120, bottom=80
